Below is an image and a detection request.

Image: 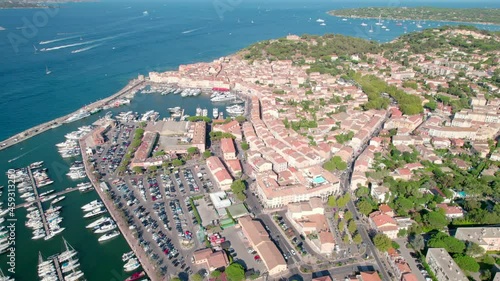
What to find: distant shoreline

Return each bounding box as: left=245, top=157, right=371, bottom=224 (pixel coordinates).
left=0, top=0, right=97, bottom=10
left=328, top=7, right=500, bottom=26
left=328, top=14, right=499, bottom=27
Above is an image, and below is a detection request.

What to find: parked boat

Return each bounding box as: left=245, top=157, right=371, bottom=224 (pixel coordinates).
left=98, top=230, right=120, bottom=242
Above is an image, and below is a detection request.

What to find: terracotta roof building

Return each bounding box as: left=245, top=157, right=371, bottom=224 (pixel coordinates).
left=238, top=216, right=287, bottom=276
left=192, top=248, right=229, bottom=272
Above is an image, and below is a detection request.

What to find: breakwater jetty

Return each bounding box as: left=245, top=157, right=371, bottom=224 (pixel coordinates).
left=0, top=77, right=146, bottom=151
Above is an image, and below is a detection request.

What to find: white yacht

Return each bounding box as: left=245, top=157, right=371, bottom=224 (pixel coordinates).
left=86, top=216, right=112, bottom=229
left=94, top=222, right=117, bottom=234
left=51, top=196, right=65, bottom=205
left=122, top=251, right=135, bottom=262
left=98, top=230, right=120, bottom=242
left=81, top=200, right=102, bottom=212
left=83, top=207, right=107, bottom=218
left=123, top=258, right=140, bottom=272
left=64, top=110, right=90, bottom=124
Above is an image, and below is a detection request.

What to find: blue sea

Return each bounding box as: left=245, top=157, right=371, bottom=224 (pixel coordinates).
left=0, top=0, right=499, bottom=141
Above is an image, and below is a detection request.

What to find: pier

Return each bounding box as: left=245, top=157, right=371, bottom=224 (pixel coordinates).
left=15, top=187, right=81, bottom=209
left=79, top=138, right=161, bottom=281
left=27, top=167, right=50, bottom=236
left=52, top=257, right=65, bottom=281
left=0, top=79, right=145, bottom=151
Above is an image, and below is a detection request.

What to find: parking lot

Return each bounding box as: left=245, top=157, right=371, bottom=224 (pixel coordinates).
left=222, top=227, right=267, bottom=273
left=86, top=120, right=227, bottom=277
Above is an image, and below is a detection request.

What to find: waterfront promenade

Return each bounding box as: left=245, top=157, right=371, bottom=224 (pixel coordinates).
left=0, top=78, right=145, bottom=152
left=78, top=136, right=161, bottom=281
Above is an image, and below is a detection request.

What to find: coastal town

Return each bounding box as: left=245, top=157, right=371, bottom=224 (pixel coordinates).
left=2, top=24, right=500, bottom=281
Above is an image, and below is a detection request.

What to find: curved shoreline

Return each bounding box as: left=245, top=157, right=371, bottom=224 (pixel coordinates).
left=0, top=77, right=145, bottom=152
left=327, top=13, right=500, bottom=26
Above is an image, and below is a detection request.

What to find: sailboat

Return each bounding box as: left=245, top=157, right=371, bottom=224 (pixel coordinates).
left=0, top=267, right=12, bottom=281
left=369, top=25, right=374, bottom=33
left=45, top=66, right=51, bottom=75
left=375, top=14, right=383, bottom=26
left=416, top=20, right=423, bottom=28
left=33, top=45, right=38, bottom=54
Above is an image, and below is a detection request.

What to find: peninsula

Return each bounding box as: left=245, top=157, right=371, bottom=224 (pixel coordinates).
left=328, top=7, right=500, bottom=25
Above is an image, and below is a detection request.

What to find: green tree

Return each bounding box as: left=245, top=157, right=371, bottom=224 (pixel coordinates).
left=241, top=142, right=250, bottom=151
left=357, top=199, right=375, bottom=215
left=465, top=241, right=485, bottom=257
left=154, top=150, right=166, bottom=157
left=327, top=196, right=337, bottom=207
left=353, top=233, right=363, bottom=244
left=235, top=116, right=246, bottom=123
left=423, top=211, right=448, bottom=230
left=344, top=211, right=353, bottom=221
left=424, top=100, right=437, bottom=111
left=191, top=273, right=203, bottom=281
left=187, top=147, right=199, bottom=155
left=202, top=150, right=212, bottom=159
left=231, top=180, right=247, bottom=201
left=453, top=255, right=480, bottom=272
left=225, top=263, right=245, bottom=281
left=337, top=193, right=351, bottom=208
left=348, top=220, right=357, bottom=233
left=148, top=165, right=158, bottom=173
left=132, top=166, right=143, bottom=174
left=211, top=270, right=221, bottom=278
left=373, top=233, right=392, bottom=252
left=428, top=233, right=465, bottom=254
left=338, top=221, right=345, bottom=231
left=172, top=159, right=184, bottom=167
left=355, top=186, right=370, bottom=197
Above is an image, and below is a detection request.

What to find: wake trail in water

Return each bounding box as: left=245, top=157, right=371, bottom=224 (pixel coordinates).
left=71, top=43, right=102, bottom=54
left=40, top=33, right=126, bottom=52
left=39, top=35, right=82, bottom=45
left=7, top=145, right=40, bottom=163
left=182, top=27, right=204, bottom=34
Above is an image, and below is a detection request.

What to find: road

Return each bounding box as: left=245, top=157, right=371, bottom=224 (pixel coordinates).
left=395, top=239, right=426, bottom=281
left=338, top=113, right=393, bottom=281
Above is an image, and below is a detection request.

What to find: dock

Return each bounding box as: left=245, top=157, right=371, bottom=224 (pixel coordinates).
left=15, top=187, right=80, bottom=209
left=79, top=138, right=161, bottom=281
left=27, top=167, right=50, bottom=236
left=52, top=257, right=65, bottom=281
left=0, top=79, right=145, bottom=151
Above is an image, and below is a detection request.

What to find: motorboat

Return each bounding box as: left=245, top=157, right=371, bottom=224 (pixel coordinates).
left=83, top=207, right=107, bottom=218
left=98, top=230, right=120, bottom=242
left=86, top=216, right=112, bottom=229
left=122, top=251, right=135, bottom=262
left=123, top=258, right=140, bottom=272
